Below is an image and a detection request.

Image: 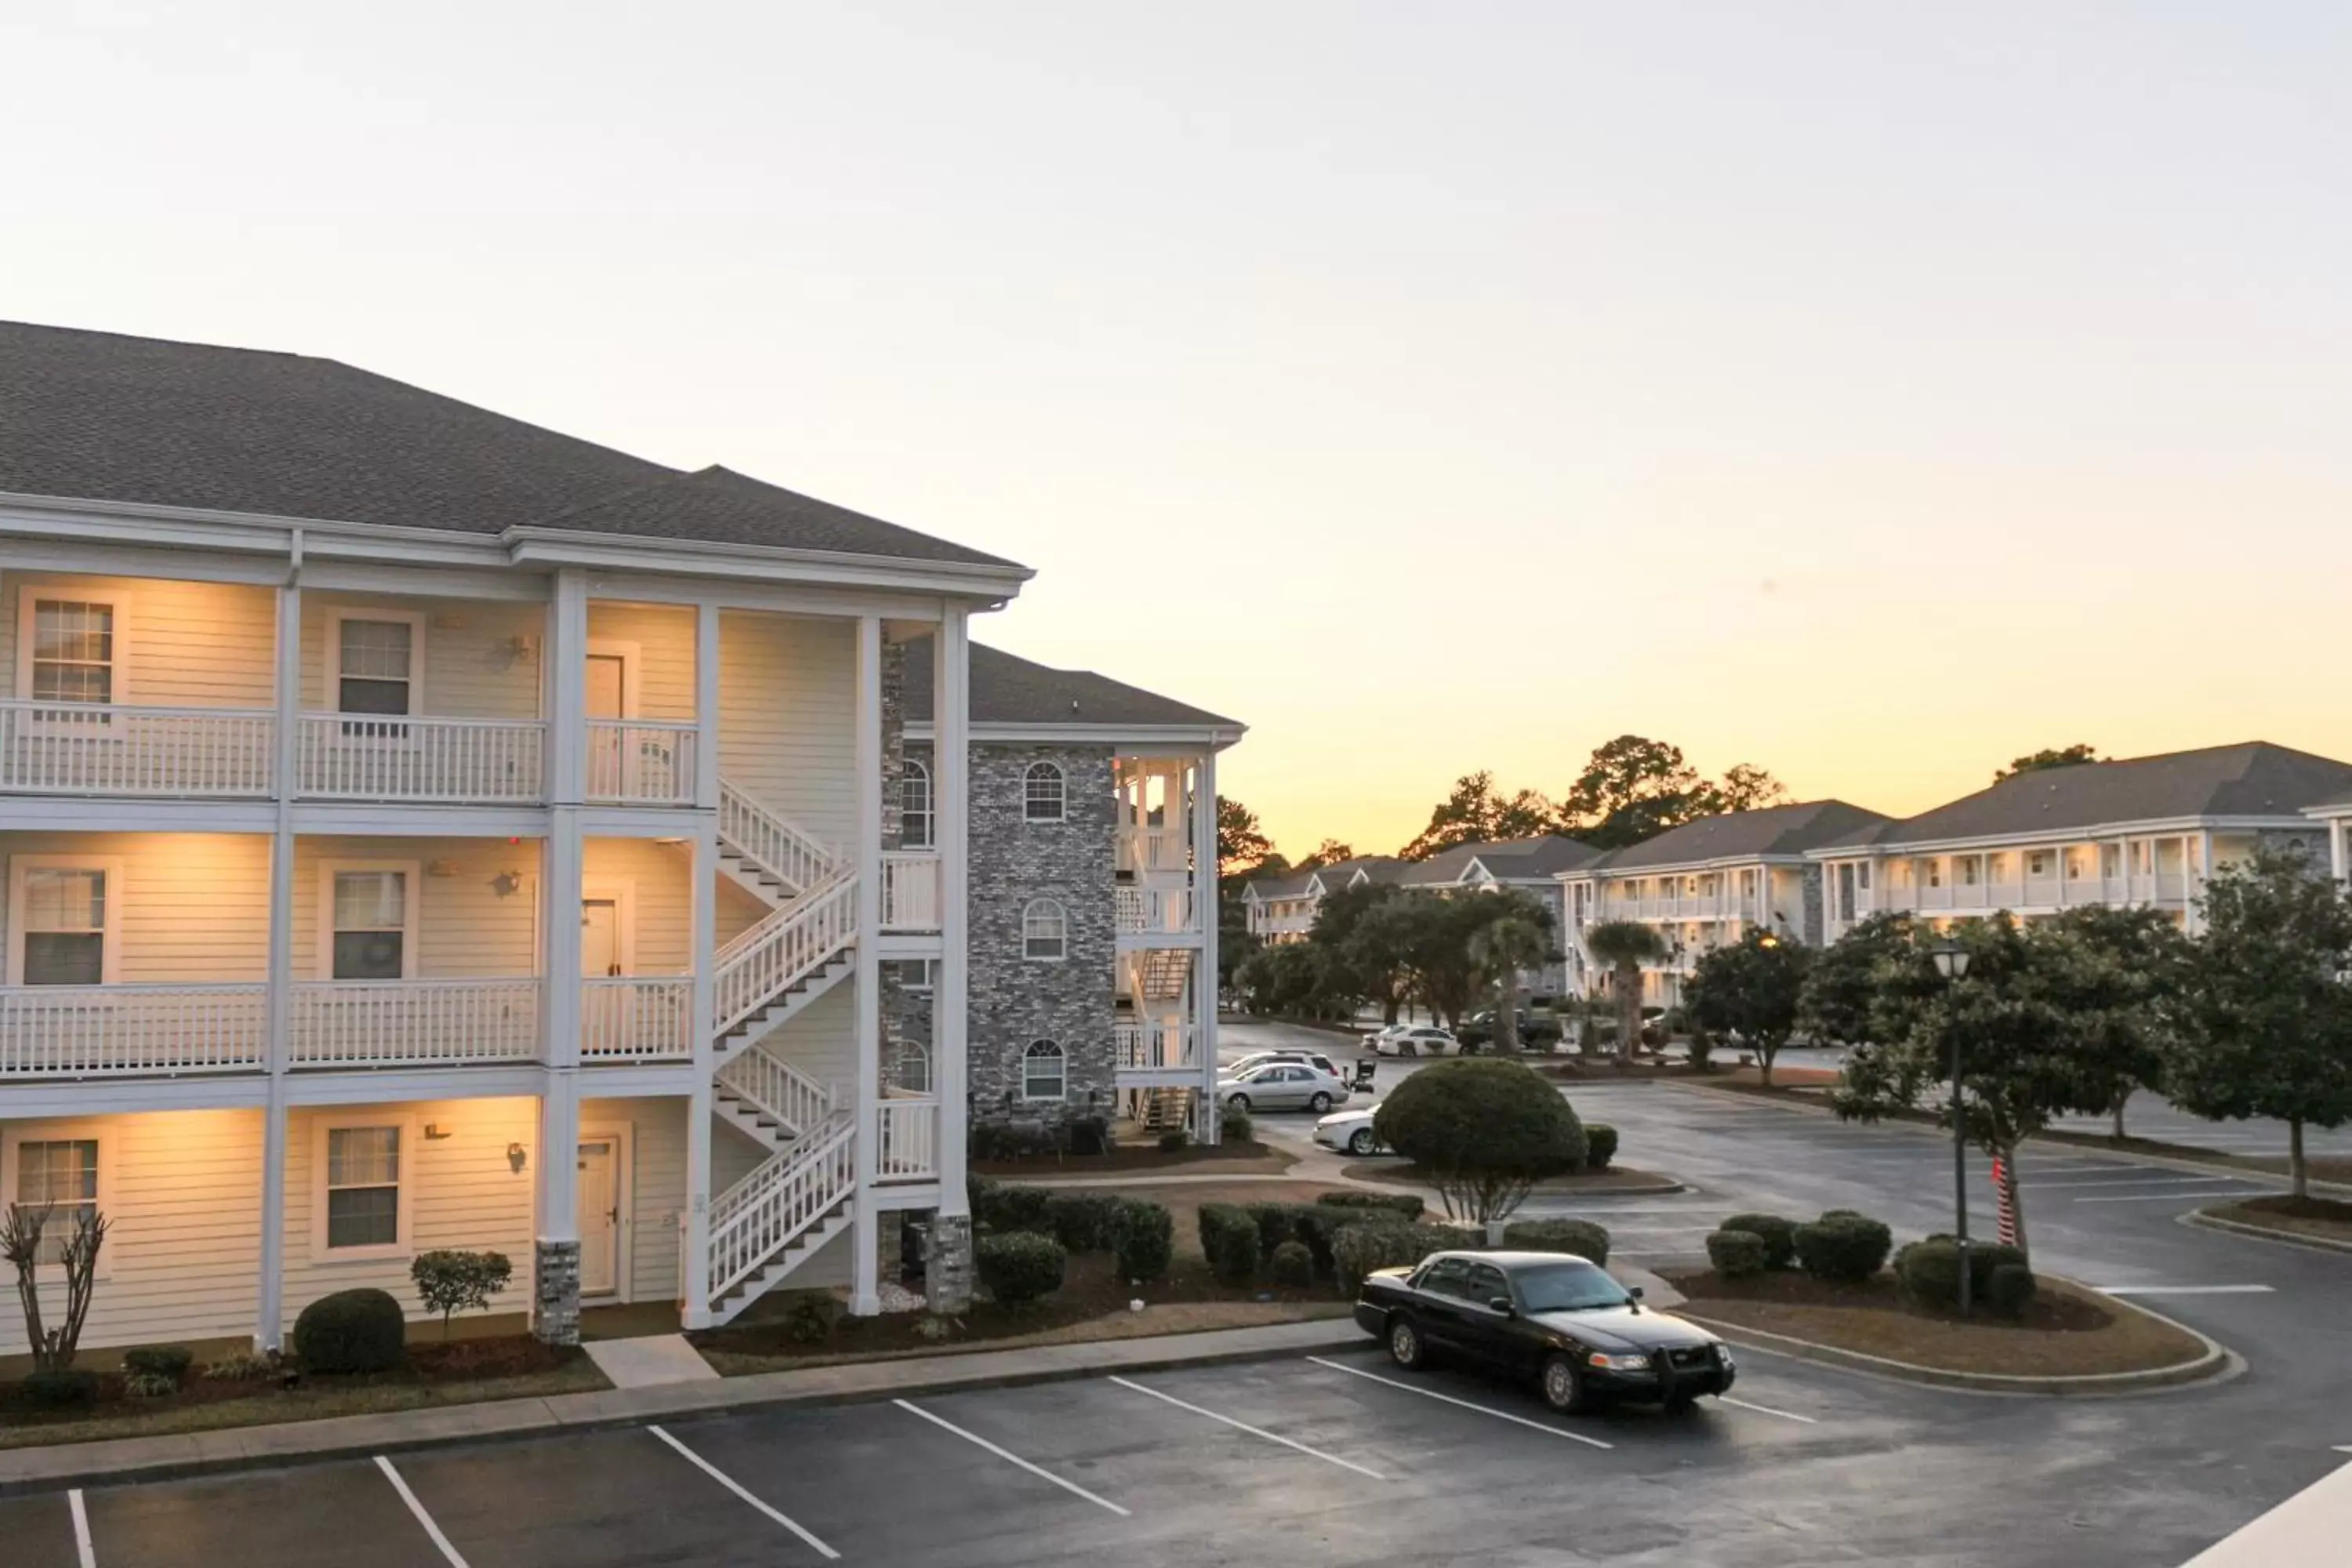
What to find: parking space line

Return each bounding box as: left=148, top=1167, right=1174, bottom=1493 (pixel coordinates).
left=1717, top=1395, right=1817, bottom=1425
left=893, top=1399, right=1132, bottom=1515
left=2030, top=1175, right=2256, bottom=1190
left=373, top=1456, right=471, bottom=1568
left=1303, top=1357, right=1614, bottom=1449
left=648, top=1425, right=841, bottom=1558
left=2073, top=1189, right=2255, bottom=1203
left=2096, top=1284, right=2274, bottom=1297
left=67, top=1490, right=95, bottom=1568
left=1107, top=1375, right=1386, bottom=1479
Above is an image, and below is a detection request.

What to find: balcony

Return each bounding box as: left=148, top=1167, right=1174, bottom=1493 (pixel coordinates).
left=1117, top=887, right=1197, bottom=938
left=1114, top=1022, right=1200, bottom=1073
left=875, top=1091, right=940, bottom=1181
left=586, top=720, right=697, bottom=806
left=1118, top=828, right=1191, bottom=875
left=289, top=978, right=542, bottom=1066
left=297, top=715, right=546, bottom=803
left=1596, top=894, right=1761, bottom=924
left=880, top=851, right=942, bottom=933
left=0, top=701, right=275, bottom=799
left=0, top=982, right=268, bottom=1076
left=581, top=976, right=694, bottom=1062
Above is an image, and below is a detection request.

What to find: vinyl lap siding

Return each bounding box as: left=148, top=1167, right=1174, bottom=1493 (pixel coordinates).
left=2, top=574, right=276, bottom=710
left=718, top=612, right=854, bottom=848
left=292, top=837, right=543, bottom=980
left=1, top=831, right=272, bottom=982
left=586, top=1095, right=687, bottom=1303
left=586, top=602, right=695, bottom=722
left=301, top=593, right=544, bottom=720
left=582, top=838, right=692, bottom=972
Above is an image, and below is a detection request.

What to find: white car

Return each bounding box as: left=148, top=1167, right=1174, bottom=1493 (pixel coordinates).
left=1217, top=1062, right=1352, bottom=1114
left=1314, top=1107, right=1389, bottom=1157
left=1373, top=1025, right=1459, bottom=1058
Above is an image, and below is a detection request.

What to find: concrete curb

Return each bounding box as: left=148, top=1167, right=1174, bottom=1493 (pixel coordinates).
left=2183, top=1207, right=2352, bottom=1256
left=1677, top=1288, right=2234, bottom=1399
left=0, top=1317, right=1368, bottom=1498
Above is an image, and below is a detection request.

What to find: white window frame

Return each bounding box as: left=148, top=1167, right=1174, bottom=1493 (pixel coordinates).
left=885, top=957, right=938, bottom=992
left=1021, top=1039, right=1066, bottom=1102
left=0, top=1123, right=116, bottom=1279
left=1022, top=898, right=1069, bottom=962
left=317, top=859, right=422, bottom=982
left=1022, top=761, right=1066, bottom=822
left=5, top=855, right=125, bottom=986
left=310, top=1112, right=418, bottom=1261
left=325, top=607, right=426, bottom=717
left=893, top=1039, right=934, bottom=1095
left=16, top=585, right=132, bottom=736
left=900, top=759, right=935, bottom=849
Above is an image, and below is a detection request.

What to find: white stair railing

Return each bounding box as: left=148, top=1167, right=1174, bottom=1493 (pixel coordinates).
left=719, top=780, right=841, bottom=896
left=708, top=1112, right=857, bottom=1305
left=715, top=1044, right=833, bottom=1138
left=714, top=872, right=857, bottom=1038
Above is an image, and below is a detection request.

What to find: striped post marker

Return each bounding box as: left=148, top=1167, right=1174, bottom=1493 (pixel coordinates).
left=1991, top=1156, right=2019, bottom=1247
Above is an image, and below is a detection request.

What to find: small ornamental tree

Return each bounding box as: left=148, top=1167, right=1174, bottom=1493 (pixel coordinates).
left=1581, top=921, right=1668, bottom=1062
left=2, top=1203, right=108, bottom=1373
left=410, top=1250, right=514, bottom=1339
left=1683, top=929, right=1813, bottom=1087
left=1797, top=913, right=1916, bottom=1048
left=2033, top=905, right=2189, bottom=1141
left=1372, top=1058, right=1585, bottom=1222
left=2165, top=844, right=2352, bottom=1200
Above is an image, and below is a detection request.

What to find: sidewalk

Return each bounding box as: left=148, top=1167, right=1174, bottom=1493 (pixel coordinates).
left=0, top=1317, right=1367, bottom=1497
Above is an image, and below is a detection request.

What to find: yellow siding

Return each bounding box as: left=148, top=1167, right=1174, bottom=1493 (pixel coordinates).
left=719, top=611, right=855, bottom=845
left=584, top=1095, right=688, bottom=1303
left=300, top=593, right=544, bottom=719
left=581, top=838, right=693, bottom=973
left=586, top=602, right=696, bottom=721
left=292, top=837, right=543, bottom=980
left=1, top=574, right=277, bottom=711
left=1, top=833, right=273, bottom=982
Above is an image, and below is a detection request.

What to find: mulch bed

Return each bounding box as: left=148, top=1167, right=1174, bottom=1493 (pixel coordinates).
left=972, top=1138, right=1297, bottom=1178
left=1664, top=1268, right=2205, bottom=1377
left=1338, top=1162, right=1677, bottom=1194
left=2207, top=1193, right=2352, bottom=1243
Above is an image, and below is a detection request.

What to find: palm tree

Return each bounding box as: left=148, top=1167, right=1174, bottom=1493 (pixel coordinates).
left=1468, top=913, right=1554, bottom=1054
left=1581, top=920, right=1670, bottom=1062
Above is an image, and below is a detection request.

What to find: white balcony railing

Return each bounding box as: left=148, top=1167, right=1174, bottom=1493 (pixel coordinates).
left=1595, top=895, right=1761, bottom=924
left=1119, top=828, right=1191, bottom=874
left=0, top=982, right=269, bottom=1076
left=876, top=1093, right=940, bottom=1181
left=880, top=851, right=942, bottom=932
left=1117, top=887, right=1196, bottom=936
left=0, top=701, right=275, bottom=798
left=1113, top=1021, right=1199, bottom=1071
left=291, top=978, right=542, bottom=1067
left=581, top=976, right=693, bottom=1062
left=587, top=720, right=696, bottom=806
left=297, top=715, right=546, bottom=803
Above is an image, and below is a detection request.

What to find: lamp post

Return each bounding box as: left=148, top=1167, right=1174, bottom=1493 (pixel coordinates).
left=1929, top=938, right=1973, bottom=1316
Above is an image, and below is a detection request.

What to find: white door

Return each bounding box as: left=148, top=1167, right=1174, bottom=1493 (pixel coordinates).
left=585, top=652, right=627, bottom=796
left=581, top=898, right=621, bottom=978
left=575, top=1137, right=619, bottom=1298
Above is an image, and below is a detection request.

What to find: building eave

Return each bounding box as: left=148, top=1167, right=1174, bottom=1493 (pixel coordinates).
left=1802, top=815, right=2317, bottom=859
left=904, top=720, right=1245, bottom=749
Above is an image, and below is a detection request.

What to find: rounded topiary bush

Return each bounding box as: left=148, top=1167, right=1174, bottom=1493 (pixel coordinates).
left=1044, top=1192, right=1124, bottom=1254
left=1206, top=1210, right=1261, bottom=1285
left=1895, top=1237, right=2031, bottom=1311
left=22, top=1368, right=100, bottom=1407
left=122, top=1345, right=194, bottom=1383
left=1268, top=1240, right=1316, bottom=1288
left=1221, top=1101, right=1254, bottom=1143
left=1987, top=1262, right=2038, bottom=1317
left=1707, top=1229, right=1771, bottom=1279
left=1501, top=1217, right=1611, bottom=1265
left=1373, top=1058, right=1585, bottom=1220
left=1584, top=1124, right=1619, bottom=1172
left=1719, top=1213, right=1800, bottom=1271
left=976, top=1232, right=1067, bottom=1308
left=1112, top=1199, right=1174, bottom=1282
left=292, top=1287, right=408, bottom=1374
left=1793, top=1213, right=1893, bottom=1285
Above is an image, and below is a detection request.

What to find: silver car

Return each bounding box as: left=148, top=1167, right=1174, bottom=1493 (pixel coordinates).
left=1218, top=1061, right=1352, bottom=1114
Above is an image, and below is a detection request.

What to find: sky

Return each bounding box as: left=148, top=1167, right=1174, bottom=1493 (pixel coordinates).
left=5, top=2, right=2350, bottom=859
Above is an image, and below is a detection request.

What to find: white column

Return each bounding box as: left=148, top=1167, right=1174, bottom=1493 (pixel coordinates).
left=535, top=571, right=587, bottom=1334
left=849, top=615, right=884, bottom=1316
left=1192, top=747, right=1221, bottom=1145
left=681, top=602, right=721, bottom=1327
left=2332, top=819, right=2348, bottom=885
left=694, top=603, right=721, bottom=813
left=935, top=611, right=971, bottom=1214
left=256, top=539, right=301, bottom=1350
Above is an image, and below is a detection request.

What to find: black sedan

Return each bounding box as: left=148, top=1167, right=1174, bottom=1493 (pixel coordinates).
left=1353, top=1250, right=1735, bottom=1414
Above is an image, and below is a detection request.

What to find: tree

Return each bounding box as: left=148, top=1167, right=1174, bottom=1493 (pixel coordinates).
left=2, top=1203, right=108, bottom=1373
left=1374, top=1058, right=1587, bottom=1222
left=1709, top=763, right=1792, bottom=815
left=1298, top=838, right=1356, bottom=869
left=1994, top=744, right=2101, bottom=782
left=1216, top=797, right=1275, bottom=879
left=1397, top=771, right=1561, bottom=860
left=1582, top=920, right=1669, bottom=1062
left=1682, top=930, right=1813, bottom=1087
left=1798, top=913, right=1916, bottom=1047
left=1468, top=902, right=1559, bottom=1054
left=2165, top=844, right=2352, bottom=1200
left=1318, top=882, right=1415, bottom=1024
left=2032, top=905, right=2189, bottom=1140
left=410, top=1249, right=514, bottom=1339
left=1558, top=736, right=1788, bottom=849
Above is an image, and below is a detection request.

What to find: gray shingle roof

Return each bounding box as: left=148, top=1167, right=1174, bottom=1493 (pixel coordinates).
left=1308, top=856, right=1406, bottom=891
left=902, top=636, right=1240, bottom=732
left=0, top=320, right=1018, bottom=567
left=1403, top=836, right=1600, bottom=884
left=1584, top=800, right=1893, bottom=872
left=1825, top=742, right=2352, bottom=849
left=1244, top=871, right=1317, bottom=900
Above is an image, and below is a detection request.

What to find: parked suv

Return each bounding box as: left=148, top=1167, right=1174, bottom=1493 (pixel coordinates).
left=1457, top=1009, right=1564, bottom=1051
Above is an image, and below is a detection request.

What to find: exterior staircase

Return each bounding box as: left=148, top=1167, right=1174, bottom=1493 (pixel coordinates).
left=1134, top=947, right=1191, bottom=1004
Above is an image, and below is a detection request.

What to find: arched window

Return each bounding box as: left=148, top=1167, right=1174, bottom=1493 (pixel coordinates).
left=892, top=1040, right=932, bottom=1096
left=1022, top=898, right=1068, bottom=960
left=1023, top=761, right=1065, bottom=822
left=1022, top=1039, right=1065, bottom=1101
left=899, top=760, right=934, bottom=848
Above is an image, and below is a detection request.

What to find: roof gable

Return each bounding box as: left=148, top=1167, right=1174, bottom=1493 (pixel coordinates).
left=1584, top=800, right=1893, bottom=873
left=902, top=636, right=1239, bottom=732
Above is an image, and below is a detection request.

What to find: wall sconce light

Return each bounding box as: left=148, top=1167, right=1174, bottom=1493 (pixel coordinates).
left=507, top=1142, right=528, bottom=1173
left=426, top=859, right=459, bottom=878
left=492, top=870, right=523, bottom=897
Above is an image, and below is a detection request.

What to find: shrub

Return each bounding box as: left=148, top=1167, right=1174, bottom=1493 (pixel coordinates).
left=1221, top=1101, right=1254, bottom=1143
left=1329, top=1221, right=1477, bottom=1294
left=1245, top=1201, right=1300, bottom=1258
left=1044, top=1193, right=1126, bottom=1254
left=1316, top=1190, right=1426, bottom=1221
left=1583, top=1124, right=1619, bottom=1173
left=122, top=1345, right=194, bottom=1383
left=1793, top=1213, right=1893, bottom=1285
left=1066, top=1115, right=1112, bottom=1156
left=410, top=1250, right=514, bottom=1338
left=1204, top=1207, right=1261, bottom=1285
left=976, top=1232, right=1067, bottom=1308
left=1500, top=1217, right=1610, bottom=1265
left=1158, top=1130, right=1188, bottom=1153
left=21, top=1368, right=100, bottom=1407
left=292, top=1287, right=407, bottom=1374
left=1893, top=1237, right=2030, bottom=1311
left=1112, top=1199, right=1174, bottom=1282
left=1197, top=1202, right=1248, bottom=1263
left=1719, top=1213, right=1800, bottom=1270
left=124, top=1370, right=179, bottom=1399
left=973, top=1181, right=1053, bottom=1236
left=969, top=1123, right=1015, bottom=1162
left=1987, top=1262, right=2038, bottom=1317
left=1707, top=1229, right=1770, bottom=1279
left=1373, top=1058, right=1585, bottom=1222
left=777, top=1290, right=840, bottom=1345
left=203, top=1352, right=277, bottom=1382
left=1268, top=1240, right=1316, bottom=1288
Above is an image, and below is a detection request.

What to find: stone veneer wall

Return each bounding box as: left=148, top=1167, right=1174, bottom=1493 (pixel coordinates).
left=1798, top=865, right=1825, bottom=946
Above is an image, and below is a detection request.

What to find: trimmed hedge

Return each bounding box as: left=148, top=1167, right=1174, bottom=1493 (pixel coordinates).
left=1112, top=1199, right=1174, bottom=1283
left=1205, top=1208, right=1261, bottom=1285
left=1988, top=1262, right=2038, bottom=1316
left=1707, top=1229, right=1771, bottom=1279
left=1793, top=1212, right=1893, bottom=1285
left=1316, top=1190, right=1425, bottom=1221
left=1221, top=1102, right=1254, bottom=1143
left=22, top=1368, right=100, bottom=1407
left=1268, top=1240, right=1316, bottom=1288
left=1044, top=1192, right=1126, bottom=1254
left=1584, top=1124, right=1619, bottom=1172
left=1893, top=1236, right=2032, bottom=1312
left=977, top=1232, right=1067, bottom=1307
left=292, top=1287, right=407, bottom=1374
left=968, top=1177, right=1054, bottom=1237
left=1719, top=1213, right=1800, bottom=1270
left=122, top=1345, right=194, bottom=1382
left=1330, top=1220, right=1477, bottom=1294
left=1500, top=1217, right=1611, bottom=1265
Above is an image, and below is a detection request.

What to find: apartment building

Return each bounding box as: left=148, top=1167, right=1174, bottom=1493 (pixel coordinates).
left=1812, top=742, right=2352, bottom=941
left=1561, top=800, right=1890, bottom=1006
left=0, top=321, right=1234, bottom=1357
left=1240, top=856, right=1400, bottom=944
left=1396, top=837, right=1596, bottom=996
